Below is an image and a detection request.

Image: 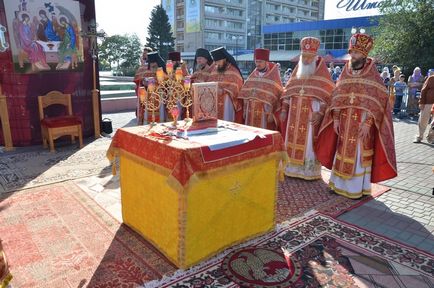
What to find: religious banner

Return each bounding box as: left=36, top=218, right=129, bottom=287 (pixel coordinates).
left=192, top=82, right=218, bottom=120
left=162, top=0, right=175, bottom=32
left=4, top=0, right=83, bottom=73
left=186, top=0, right=201, bottom=33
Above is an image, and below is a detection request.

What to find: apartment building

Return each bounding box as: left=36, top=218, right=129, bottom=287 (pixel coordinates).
left=162, top=0, right=324, bottom=53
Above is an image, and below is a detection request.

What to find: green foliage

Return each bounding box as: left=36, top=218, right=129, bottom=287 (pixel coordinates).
left=98, top=34, right=142, bottom=76
left=372, top=0, right=434, bottom=75
left=145, top=5, right=175, bottom=60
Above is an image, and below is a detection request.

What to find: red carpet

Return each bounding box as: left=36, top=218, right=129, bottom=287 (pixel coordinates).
left=147, top=214, right=434, bottom=287
left=0, top=183, right=176, bottom=288
left=276, top=171, right=389, bottom=223
left=0, top=175, right=389, bottom=287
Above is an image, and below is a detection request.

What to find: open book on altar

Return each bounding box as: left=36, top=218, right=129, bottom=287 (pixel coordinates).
left=192, top=82, right=218, bottom=121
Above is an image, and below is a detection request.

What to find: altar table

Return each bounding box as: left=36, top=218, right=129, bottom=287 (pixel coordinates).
left=107, top=121, right=286, bottom=268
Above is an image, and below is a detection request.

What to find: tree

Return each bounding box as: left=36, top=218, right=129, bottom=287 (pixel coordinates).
left=120, top=34, right=142, bottom=75
left=145, top=5, right=175, bottom=60
left=99, top=35, right=128, bottom=73
left=98, top=34, right=142, bottom=75
left=371, top=0, right=434, bottom=74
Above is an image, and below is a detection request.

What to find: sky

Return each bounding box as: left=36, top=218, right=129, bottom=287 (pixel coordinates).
left=94, top=0, right=161, bottom=45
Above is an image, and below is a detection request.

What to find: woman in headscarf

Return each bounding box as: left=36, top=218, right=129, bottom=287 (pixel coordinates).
left=407, top=67, right=425, bottom=116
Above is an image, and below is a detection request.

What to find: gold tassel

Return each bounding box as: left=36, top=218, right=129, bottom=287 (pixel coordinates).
left=278, top=160, right=285, bottom=182
left=111, top=161, right=117, bottom=175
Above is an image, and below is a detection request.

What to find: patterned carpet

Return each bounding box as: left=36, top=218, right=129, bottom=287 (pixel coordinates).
left=276, top=171, right=389, bottom=222
left=0, top=138, right=112, bottom=194
left=145, top=214, right=434, bottom=287
left=0, top=182, right=176, bottom=288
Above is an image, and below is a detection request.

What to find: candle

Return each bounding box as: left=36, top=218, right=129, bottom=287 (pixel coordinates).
left=156, top=68, right=164, bottom=83
left=166, top=61, right=174, bottom=75
left=175, top=67, right=183, bottom=82
left=138, top=87, right=147, bottom=103
left=184, top=77, right=191, bottom=91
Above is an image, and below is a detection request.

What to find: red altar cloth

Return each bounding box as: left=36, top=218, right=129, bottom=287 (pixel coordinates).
left=107, top=121, right=285, bottom=190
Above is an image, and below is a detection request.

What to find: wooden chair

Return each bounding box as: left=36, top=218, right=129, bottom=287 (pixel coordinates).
left=38, top=91, right=83, bottom=152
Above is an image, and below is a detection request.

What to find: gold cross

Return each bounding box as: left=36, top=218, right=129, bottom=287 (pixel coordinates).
left=349, top=137, right=356, bottom=144
left=349, top=92, right=356, bottom=104
left=299, top=125, right=306, bottom=133
left=352, top=114, right=358, bottom=121
left=229, top=181, right=242, bottom=197
left=302, top=105, right=309, bottom=113
left=290, top=124, right=295, bottom=130
left=292, top=104, right=297, bottom=110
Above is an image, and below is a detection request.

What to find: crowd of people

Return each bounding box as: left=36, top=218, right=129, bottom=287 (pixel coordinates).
left=133, top=33, right=434, bottom=199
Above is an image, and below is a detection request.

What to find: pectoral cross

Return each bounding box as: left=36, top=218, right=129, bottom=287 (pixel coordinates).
left=352, top=114, right=358, bottom=121
left=349, top=92, right=356, bottom=104
left=349, top=137, right=356, bottom=144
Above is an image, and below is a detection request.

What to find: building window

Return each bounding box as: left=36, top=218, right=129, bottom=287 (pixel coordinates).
left=205, top=18, right=222, bottom=28
left=176, top=21, right=184, bottom=28
left=205, top=5, right=222, bottom=14
left=176, top=8, right=184, bottom=16
left=205, top=32, right=222, bottom=40
left=226, top=21, right=243, bottom=30
left=227, top=8, right=243, bottom=17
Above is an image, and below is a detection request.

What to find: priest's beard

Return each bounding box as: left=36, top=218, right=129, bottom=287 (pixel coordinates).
left=196, top=63, right=205, bottom=71
left=350, top=57, right=366, bottom=70
left=217, top=62, right=228, bottom=73
left=296, top=59, right=317, bottom=78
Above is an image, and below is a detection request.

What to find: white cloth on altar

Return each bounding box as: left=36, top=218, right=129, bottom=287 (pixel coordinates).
left=189, top=128, right=258, bottom=151
left=285, top=99, right=321, bottom=179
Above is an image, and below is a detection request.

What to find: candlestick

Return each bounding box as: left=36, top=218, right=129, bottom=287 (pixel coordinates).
left=138, top=87, right=146, bottom=104
left=175, top=67, right=183, bottom=82
left=156, top=68, right=165, bottom=83
left=166, top=61, right=174, bottom=75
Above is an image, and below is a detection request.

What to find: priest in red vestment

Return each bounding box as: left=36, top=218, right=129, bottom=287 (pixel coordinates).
left=316, top=33, right=397, bottom=198
left=190, top=48, right=214, bottom=83
left=208, top=47, right=244, bottom=122
left=142, top=51, right=167, bottom=123
left=168, top=51, right=189, bottom=76
left=279, top=37, right=335, bottom=180
left=238, top=48, right=283, bottom=130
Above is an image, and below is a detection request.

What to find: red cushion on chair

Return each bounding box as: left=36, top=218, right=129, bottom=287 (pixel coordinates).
left=41, top=116, right=82, bottom=128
